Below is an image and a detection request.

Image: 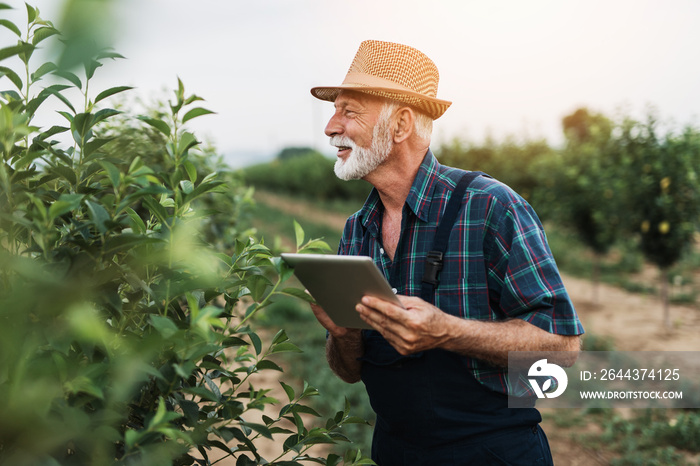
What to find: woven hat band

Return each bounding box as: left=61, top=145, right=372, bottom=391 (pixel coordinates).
left=342, top=72, right=417, bottom=94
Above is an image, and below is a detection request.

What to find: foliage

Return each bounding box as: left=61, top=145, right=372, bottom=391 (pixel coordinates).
left=436, top=135, right=556, bottom=209
left=617, top=116, right=700, bottom=270
left=0, top=4, right=372, bottom=465
left=243, top=150, right=370, bottom=202
left=545, top=409, right=700, bottom=465
left=553, top=107, right=622, bottom=255
left=277, top=146, right=318, bottom=161
left=614, top=114, right=700, bottom=325
left=100, top=95, right=257, bottom=253
left=259, top=297, right=376, bottom=455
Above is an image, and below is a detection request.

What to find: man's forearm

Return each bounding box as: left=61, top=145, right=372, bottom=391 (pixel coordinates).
left=441, top=316, right=581, bottom=367
left=326, top=333, right=364, bottom=383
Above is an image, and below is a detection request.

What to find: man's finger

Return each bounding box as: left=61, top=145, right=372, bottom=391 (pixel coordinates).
left=360, top=296, right=405, bottom=318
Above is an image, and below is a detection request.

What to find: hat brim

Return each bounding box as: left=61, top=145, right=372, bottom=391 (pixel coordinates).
left=310, top=84, right=452, bottom=120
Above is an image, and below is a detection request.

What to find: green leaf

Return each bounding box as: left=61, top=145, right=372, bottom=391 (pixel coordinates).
left=150, top=315, right=178, bottom=338
left=294, top=220, right=304, bottom=249
left=49, top=164, right=77, bottom=185
left=84, top=59, right=101, bottom=80
left=179, top=179, right=194, bottom=194
left=249, top=331, right=262, bottom=356
left=138, top=115, right=170, bottom=137
left=0, top=43, right=33, bottom=62
left=182, top=386, right=220, bottom=403
left=84, top=137, right=114, bottom=157
left=54, top=69, right=82, bottom=89
left=183, top=179, right=224, bottom=204
left=179, top=400, right=199, bottom=425
left=300, top=238, right=332, bottom=253
left=30, top=61, right=57, bottom=81
left=183, top=160, right=197, bottom=182
left=272, top=329, right=289, bottom=345
left=38, top=125, right=69, bottom=139
left=26, top=3, right=37, bottom=22
left=94, top=85, right=133, bottom=104
left=93, top=108, right=120, bottom=126
left=116, top=186, right=169, bottom=215
left=124, top=429, right=140, bottom=451
left=48, top=194, right=82, bottom=219
left=182, top=107, right=215, bottom=124
left=239, top=421, right=273, bottom=440
left=222, top=336, right=247, bottom=347
left=0, top=66, right=22, bottom=90
left=0, top=19, right=20, bottom=37
left=96, top=50, right=126, bottom=60
left=142, top=196, right=169, bottom=224
left=279, top=287, right=315, bottom=303
left=280, top=381, right=295, bottom=402
left=247, top=274, right=271, bottom=302
left=255, top=360, right=283, bottom=372
left=86, top=200, right=110, bottom=234
left=270, top=342, right=302, bottom=354
left=32, top=26, right=59, bottom=45
left=99, top=161, right=121, bottom=188
left=176, top=131, right=198, bottom=156
left=203, top=374, right=222, bottom=400
left=125, top=207, right=147, bottom=234
left=40, top=85, right=77, bottom=113
left=104, top=234, right=160, bottom=256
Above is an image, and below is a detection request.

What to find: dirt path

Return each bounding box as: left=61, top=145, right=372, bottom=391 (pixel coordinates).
left=563, top=274, right=700, bottom=351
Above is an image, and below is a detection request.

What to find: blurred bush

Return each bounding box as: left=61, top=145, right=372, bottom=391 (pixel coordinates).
left=0, top=5, right=371, bottom=465
left=243, top=148, right=371, bottom=202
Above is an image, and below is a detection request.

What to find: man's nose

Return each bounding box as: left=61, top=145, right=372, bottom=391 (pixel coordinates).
left=324, top=113, right=343, bottom=138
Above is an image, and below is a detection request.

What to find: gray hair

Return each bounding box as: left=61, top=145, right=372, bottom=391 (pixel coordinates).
left=380, top=100, right=433, bottom=142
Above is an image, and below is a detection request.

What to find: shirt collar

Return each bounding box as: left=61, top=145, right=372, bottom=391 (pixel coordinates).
left=358, top=149, right=440, bottom=231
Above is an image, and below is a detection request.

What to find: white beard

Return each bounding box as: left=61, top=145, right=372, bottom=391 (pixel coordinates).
left=331, top=111, right=394, bottom=181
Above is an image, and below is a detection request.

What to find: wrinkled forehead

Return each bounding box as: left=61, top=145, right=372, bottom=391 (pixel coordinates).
left=334, top=90, right=389, bottom=109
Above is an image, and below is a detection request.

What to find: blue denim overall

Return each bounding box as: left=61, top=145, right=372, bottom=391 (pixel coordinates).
left=358, top=172, right=553, bottom=465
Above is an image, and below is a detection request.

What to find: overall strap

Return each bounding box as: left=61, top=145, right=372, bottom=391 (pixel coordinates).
left=420, top=171, right=486, bottom=304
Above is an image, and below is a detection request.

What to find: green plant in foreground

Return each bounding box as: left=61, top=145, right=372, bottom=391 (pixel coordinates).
left=0, top=4, right=372, bottom=465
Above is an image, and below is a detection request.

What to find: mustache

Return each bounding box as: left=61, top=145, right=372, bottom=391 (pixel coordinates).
left=330, top=135, right=356, bottom=149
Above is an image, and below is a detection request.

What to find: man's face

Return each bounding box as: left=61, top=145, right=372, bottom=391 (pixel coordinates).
left=324, top=91, right=394, bottom=181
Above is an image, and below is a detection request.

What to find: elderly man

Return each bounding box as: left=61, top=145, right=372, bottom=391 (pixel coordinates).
left=309, top=40, right=583, bottom=465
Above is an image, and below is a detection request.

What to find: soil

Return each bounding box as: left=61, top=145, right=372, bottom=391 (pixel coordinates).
left=541, top=274, right=700, bottom=465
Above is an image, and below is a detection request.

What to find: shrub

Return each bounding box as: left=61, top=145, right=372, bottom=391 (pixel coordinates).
left=0, top=5, right=371, bottom=465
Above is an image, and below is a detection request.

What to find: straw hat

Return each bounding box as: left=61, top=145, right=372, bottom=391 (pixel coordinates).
left=311, top=40, right=452, bottom=120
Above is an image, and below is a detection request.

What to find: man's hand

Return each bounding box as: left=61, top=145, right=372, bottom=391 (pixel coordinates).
left=309, top=302, right=363, bottom=383
left=356, top=295, right=455, bottom=355
left=310, top=302, right=361, bottom=340
left=356, top=295, right=581, bottom=366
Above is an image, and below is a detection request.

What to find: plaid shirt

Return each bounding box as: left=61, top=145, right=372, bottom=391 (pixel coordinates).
left=338, top=150, right=584, bottom=394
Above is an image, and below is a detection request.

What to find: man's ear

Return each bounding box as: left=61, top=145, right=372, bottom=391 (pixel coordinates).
left=393, top=107, right=415, bottom=143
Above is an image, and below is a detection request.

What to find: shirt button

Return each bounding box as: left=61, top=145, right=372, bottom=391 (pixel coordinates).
left=380, top=248, right=385, bottom=255
left=392, top=288, right=398, bottom=294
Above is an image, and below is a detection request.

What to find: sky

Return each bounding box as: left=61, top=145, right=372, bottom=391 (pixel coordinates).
left=7, top=0, right=700, bottom=167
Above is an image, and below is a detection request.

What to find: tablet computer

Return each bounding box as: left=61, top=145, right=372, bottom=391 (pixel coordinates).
left=280, top=253, right=403, bottom=329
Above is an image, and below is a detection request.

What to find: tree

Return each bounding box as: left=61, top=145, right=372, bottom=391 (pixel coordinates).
left=618, top=114, right=700, bottom=328
left=551, top=107, right=622, bottom=302
left=277, top=146, right=321, bottom=161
